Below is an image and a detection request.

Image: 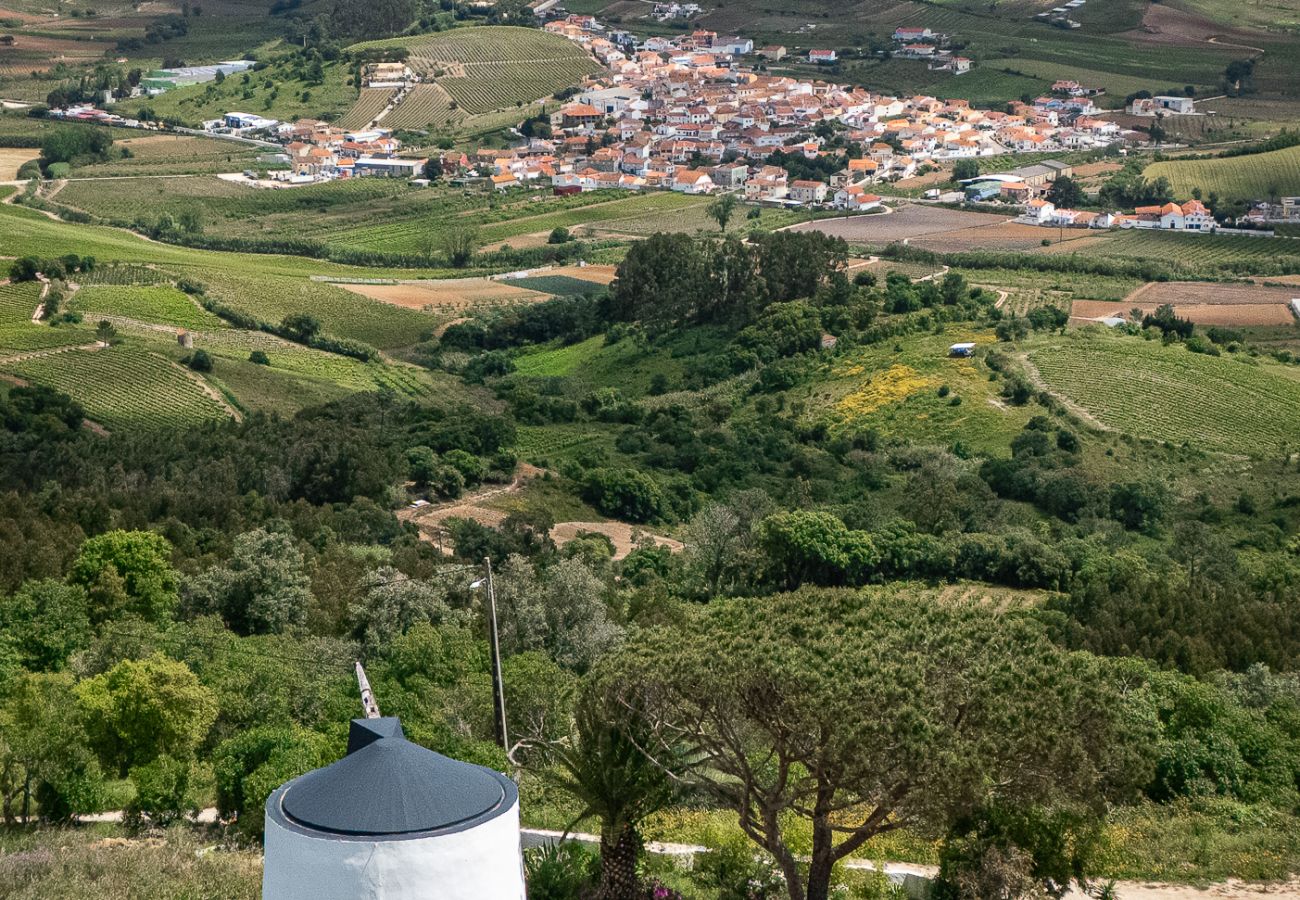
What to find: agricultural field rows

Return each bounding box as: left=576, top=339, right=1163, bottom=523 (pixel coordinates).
left=0, top=281, right=41, bottom=325
left=1077, top=230, right=1300, bottom=269
left=382, top=84, right=465, bottom=130
left=1, top=344, right=232, bottom=429
left=1144, top=146, right=1300, bottom=202
left=193, top=269, right=443, bottom=350
left=0, top=323, right=96, bottom=355
left=439, top=57, right=602, bottom=114
left=71, top=285, right=227, bottom=331
left=1028, top=331, right=1300, bottom=455
left=71, top=135, right=265, bottom=177
left=78, top=264, right=169, bottom=286
left=349, top=27, right=600, bottom=124
left=339, top=88, right=398, bottom=130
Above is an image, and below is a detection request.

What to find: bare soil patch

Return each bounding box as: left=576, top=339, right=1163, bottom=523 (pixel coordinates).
left=340, top=278, right=550, bottom=311
left=481, top=231, right=553, bottom=253
left=1072, top=282, right=1298, bottom=325
left=915, top=221, right=1095, bottom=253
left=0, top=147, right=36, bottom=180
left=791, top=206, right=1010, bottom=244
left=551, top=521, right=682, bottom=561
left=546, top=263, right=618, bottom=285
left=1119, top=4, right=1265, bottom=50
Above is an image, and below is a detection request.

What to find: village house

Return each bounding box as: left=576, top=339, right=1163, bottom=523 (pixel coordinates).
left=808, top=49, right=838, bottom=64
left=789, top=179, right=828, bottom=204
left=833, top=184, right=882, bottom=211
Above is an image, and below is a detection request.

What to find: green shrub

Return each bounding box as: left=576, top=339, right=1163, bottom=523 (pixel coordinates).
left=523, top=843, right=598, bottom=900
left=126, top=754, right=192, bottom=827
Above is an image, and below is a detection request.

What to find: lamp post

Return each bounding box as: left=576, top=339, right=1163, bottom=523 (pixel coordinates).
left=475, top=557, right=509, bottom=751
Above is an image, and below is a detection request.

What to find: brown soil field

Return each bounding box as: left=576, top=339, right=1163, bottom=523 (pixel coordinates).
left=481, top=231, right=553, bottom=253
left=1119, top=4, right=1265, bottom=50
left=0, top=148, right=37, bottom=180
left=340, top=278, right=550, bottom=311
left=546, top=263, right=618, bottom=285
left=0, top=6, right=50, bottom=22
left=3, top=34, right=112, bottom=60
left=1071, top=282, right=1299, bottom=325
left=913, top=221, right=1095, bottom=253
left=791, top=206, right=1011, bottom=244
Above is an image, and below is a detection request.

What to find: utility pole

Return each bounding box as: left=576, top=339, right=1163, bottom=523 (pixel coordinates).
left=484, top=557, right=509, bottom=751
left=355, top=661, right=381, bottom=719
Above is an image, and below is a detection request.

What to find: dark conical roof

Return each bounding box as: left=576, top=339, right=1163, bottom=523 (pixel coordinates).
left=278, top=718, right=512, bottom=837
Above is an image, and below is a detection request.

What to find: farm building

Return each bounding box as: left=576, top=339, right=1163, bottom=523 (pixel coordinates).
left=222, top=112, right=278, bottom=132
left=353, top=157, right=424, bottom=178
left=263, top=715, right=525, bottom=900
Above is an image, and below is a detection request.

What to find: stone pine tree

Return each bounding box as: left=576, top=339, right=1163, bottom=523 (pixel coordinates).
left=609, top=588, right=1142, bottom=900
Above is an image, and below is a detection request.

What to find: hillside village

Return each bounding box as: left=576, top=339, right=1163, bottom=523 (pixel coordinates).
left=41, top=14, right=1279, bottom=234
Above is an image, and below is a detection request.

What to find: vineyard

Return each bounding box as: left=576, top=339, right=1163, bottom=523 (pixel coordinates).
left=194, top=268, right=443, bottom=350
left=1027, top=331, right=1300, bottom=455
left=509, top=274, right=608, bottom=296
left=382, top=84, right=464, bottom=130
left=0, top=280, right=40, bottom=325
left=958, top=267, right=1140, bottom=316
left=1, top=344, right=233, bottom=429
left=1144, top=146, right=1300, bottom=202
left=72, top=134, right=265, bottom=177
left=0, top=324, right=96, bottom=355
left=338, top=88, right=398, bottom=130
left=440, top=57, right=600, bottom=114
left=78, top=264, right=170, bottom=286
left=1079, top=229, right=1300, bottom=270
left=72, top=285, right=227, bottom=331
left=347, top=27, right=600, bottom=128
left=191, top=327, right=434, bottom=397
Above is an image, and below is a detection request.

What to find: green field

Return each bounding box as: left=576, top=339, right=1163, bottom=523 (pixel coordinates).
left=118, top=56, right=358, bottom=128
left=0, top=199, right=450, bottom=350
left=1028, top=330, right=1300, bottom=455
left=1145, top=146, right=1300, bottom=202
left=72, top=285, right=227, bottom=330
left=809, top=330, right=1032, bottom=453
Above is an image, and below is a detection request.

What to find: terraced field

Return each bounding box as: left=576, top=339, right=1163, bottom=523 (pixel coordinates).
left=1027, top=331, right=1300, bottom=455
left=1144, top=146, right=1300, bottom=202
left=1, top=345, right=233, bottom=429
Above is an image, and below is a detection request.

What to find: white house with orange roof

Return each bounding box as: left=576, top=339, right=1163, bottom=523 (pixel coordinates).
left=833, top=184, right=882, bottom=211
left=671, top=168, right=715, bottom=193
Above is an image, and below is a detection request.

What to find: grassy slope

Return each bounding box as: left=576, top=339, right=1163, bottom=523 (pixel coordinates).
left=118, top=55, right=357, bottom=127
left=0, top=199, right=448, bottom=349
left=1144, top=145, right=1300, bottom=201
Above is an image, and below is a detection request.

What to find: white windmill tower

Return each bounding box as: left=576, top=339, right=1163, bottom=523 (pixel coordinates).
left=262, top=663, right=526, bottom=900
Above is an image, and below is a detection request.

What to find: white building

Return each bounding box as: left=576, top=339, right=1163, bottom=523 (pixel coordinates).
left=263, top=716, right=525, bottom=900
